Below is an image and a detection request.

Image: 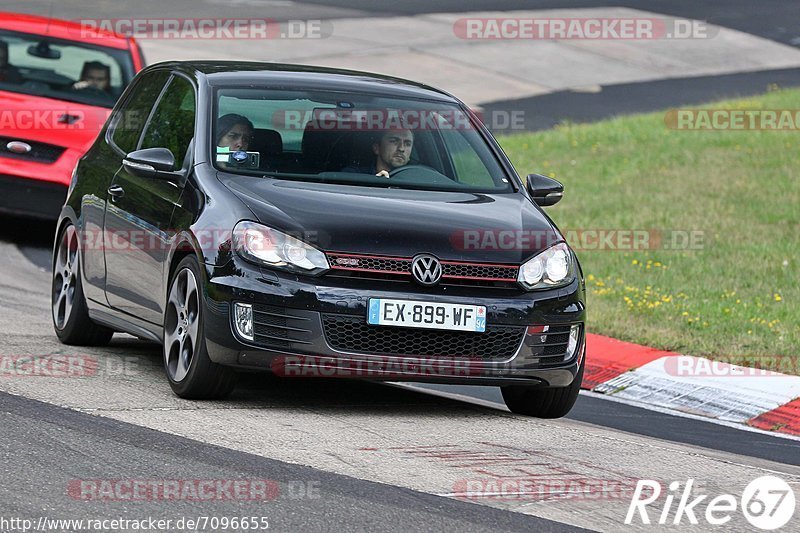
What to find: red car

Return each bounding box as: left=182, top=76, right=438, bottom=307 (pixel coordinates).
left=0, top=12, right=145, bottom=219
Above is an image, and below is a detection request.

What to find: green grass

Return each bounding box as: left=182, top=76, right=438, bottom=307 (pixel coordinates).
left=499, top=88, right=799, bottom=369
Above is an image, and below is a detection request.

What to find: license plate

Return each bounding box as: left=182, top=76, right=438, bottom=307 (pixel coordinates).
left=367, top=298, right=486, bottom=332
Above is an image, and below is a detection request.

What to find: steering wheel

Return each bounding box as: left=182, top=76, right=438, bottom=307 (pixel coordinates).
left=22, top=80, right=49, bottom=92
left=77, top=85, right=103, bottom=94
left=388, top=164, right=437, bottom=177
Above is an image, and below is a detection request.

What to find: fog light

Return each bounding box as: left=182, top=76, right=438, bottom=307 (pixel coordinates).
left=233, top=303, right=253, bottom=341
left=565, top=324, right=581, bottom=361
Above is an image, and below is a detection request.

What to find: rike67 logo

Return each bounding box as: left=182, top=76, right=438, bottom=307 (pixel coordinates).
left=626, top=476, right=796, bottom=530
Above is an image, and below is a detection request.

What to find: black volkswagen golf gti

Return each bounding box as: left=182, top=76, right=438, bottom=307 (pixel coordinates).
left=52, top=61, right=586, bottom=418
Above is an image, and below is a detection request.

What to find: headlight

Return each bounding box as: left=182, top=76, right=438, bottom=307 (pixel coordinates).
left=232, top=221, right=329, bottom=274
left=517, top=242, right=575, bottom=290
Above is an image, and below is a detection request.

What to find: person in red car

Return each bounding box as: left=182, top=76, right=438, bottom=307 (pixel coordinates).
left=0, top=39, right=22, bottom=83
left=73, top=61, right=111, bottom=92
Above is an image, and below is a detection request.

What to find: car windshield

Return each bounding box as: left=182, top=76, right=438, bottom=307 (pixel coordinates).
left=0, top=29, right=134, bottom=108
left=213, top=87, right=514, bottom=193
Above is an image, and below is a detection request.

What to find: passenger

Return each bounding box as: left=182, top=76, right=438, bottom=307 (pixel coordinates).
left=0, top=40, right=22, bottom=84
left=343, top=128, right=414, bottom=177
left=73, top=61, right=112, bottom=92
left=216, top=113, right=254, bottom=152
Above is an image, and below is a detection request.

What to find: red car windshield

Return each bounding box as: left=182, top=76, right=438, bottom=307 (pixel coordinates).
left=0, top=29, right=135, bottom=108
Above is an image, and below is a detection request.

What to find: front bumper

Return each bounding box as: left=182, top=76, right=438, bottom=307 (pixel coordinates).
left=0, top=146, right=79, bottom=220
left=0, top=173, right=67, bottom=220
left=202, top=256, right=586, bottom=388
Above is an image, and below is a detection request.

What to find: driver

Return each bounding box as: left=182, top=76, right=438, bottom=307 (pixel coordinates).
left=216, top=113, right=254, bottom=151
left=0, top=40, right=22, bottom=84
left=73, top=61, right=111, bottom=92
left=343, top=128, right=414, bottom=177
left=216, top=113, right=255, bottom=168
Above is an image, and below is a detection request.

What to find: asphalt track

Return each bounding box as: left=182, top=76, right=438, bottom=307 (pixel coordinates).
left=1, top=390, right=579, bottom=532
left=482, top=67, right=800, bottom=131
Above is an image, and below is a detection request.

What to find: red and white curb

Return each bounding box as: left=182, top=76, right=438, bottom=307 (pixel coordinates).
left=583, top=334, right=800, bottom=436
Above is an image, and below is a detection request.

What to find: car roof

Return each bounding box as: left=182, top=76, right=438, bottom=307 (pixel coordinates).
left=0, top=11, right=135, bottom=50
left=155, top=61, right=460, bottom=103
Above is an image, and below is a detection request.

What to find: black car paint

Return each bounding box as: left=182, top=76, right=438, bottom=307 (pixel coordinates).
left=57, top=61, right=586, bottom=387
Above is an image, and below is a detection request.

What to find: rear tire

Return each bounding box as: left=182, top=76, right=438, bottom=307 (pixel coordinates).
left=163, top=255, right=237, bottom=399
left=501, top=356, right=584, bottom=418
left=52, top=223, right=114, bottom=346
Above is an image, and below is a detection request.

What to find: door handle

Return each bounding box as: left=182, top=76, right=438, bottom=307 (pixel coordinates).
left=107, top=184, right=125, bottom=201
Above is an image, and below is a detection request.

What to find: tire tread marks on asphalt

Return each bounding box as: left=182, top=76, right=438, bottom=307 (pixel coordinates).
left=0, top=390, right=586, bottom=533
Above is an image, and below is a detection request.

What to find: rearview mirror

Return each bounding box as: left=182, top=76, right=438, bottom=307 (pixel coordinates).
left=27, top=41, right=61, bottom=60
left=123, top=148, right=182, bottom=180
left=526, top=174, right=563, bottom=207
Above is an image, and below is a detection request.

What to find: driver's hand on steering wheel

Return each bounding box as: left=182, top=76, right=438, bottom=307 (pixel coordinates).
left=72, top=80, right=91, bottom=90
left=375, top=170, right=390, bottom=178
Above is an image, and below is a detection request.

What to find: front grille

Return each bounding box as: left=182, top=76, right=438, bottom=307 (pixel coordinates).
left=326, top=252, right=519, bottom=287
left=0, top=136, right=66, bottom=164
left=443, top=263, right=517, bottom=280
left=525, top=324, right=578, bottom=367
left=322, top=313, right=525, bottom=359
left=252, top=304, right=314, bottom=349
left=330, top=255, right=410, bottom=273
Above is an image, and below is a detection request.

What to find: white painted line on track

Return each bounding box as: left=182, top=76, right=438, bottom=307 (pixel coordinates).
left=596, top=355, right=800, bottom=422
left=394, top=382, right=800, bottom=443
left=579, top=390, right=800, bottom=442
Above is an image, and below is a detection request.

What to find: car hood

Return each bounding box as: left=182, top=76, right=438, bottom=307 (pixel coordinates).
left=219, top=175, right=562, bottom=264
left=0, top=90, right=111, bottom=150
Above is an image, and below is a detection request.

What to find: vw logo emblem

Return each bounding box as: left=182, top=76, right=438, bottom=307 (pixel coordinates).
left=6, top=141, right=32, bottom=154
left=411, top=254, right=442, bottom=286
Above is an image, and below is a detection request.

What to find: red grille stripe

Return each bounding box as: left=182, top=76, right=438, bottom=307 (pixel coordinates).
left=326, top=252, right=519, bottom=284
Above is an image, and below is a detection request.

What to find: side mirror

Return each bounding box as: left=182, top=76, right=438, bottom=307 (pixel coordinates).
left=526, top=173, right=563, bottom=207
left=123, top=148, right=182, bottom=180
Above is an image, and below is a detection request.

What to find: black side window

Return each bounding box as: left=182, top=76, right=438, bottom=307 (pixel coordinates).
left=110, top=71, right=170, bottom=154
left=140, top=75, right=196, bottom=169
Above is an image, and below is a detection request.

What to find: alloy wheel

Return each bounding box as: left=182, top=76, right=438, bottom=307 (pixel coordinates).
left=52, top=225, right=79, bottom=330
left=164, top=267, right=200, bottom=382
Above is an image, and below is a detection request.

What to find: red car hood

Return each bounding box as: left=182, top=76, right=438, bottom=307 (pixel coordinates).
left=0, top=89, right=112, bottom=150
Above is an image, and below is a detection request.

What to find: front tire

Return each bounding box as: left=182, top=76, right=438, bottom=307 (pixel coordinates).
left=501, top=356, right=584, bottom=418
left=163, top=256, right=236, bottom=399
left=52, top=223, right=114, bottom=346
